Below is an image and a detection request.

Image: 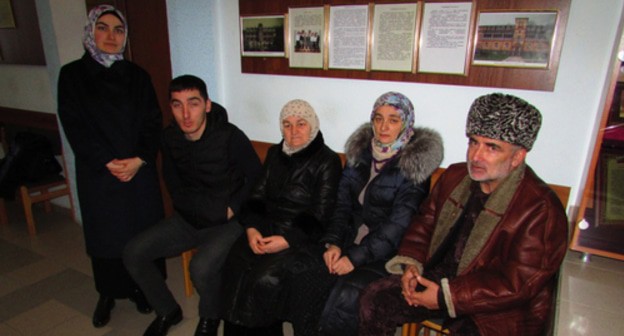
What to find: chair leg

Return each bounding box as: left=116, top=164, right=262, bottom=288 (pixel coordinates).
left=401, top=323, right=410, bottom=336
left=402, top=323, right=419, bottom=336
left=181, top=250, right=194, bottom=297
left=42, top=188, right=53, bottom=213
left=19, top=186, right=36, bottom=236
left=0, top=198, right=8, bottom=226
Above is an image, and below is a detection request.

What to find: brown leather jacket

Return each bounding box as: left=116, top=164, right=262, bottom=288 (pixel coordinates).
left=387, top=163, right=568, bottom=336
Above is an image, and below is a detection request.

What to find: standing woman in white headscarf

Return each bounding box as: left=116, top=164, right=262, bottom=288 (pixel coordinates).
left=57, top=5, right=164, bottom=328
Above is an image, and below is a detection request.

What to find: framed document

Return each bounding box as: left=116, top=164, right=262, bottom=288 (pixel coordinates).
left=288, top=7, right=325, bottom=69
left=594, top=147, right=624, bottom=228
left=371, top=3, right=418, bottom=72
left=328, top=5, right=369, bottom=70
left=418, top=2, right=473, bottom=75
left=473, top=10, right=558, bottom=69
left=240, top=15, right=285, bottom=57
left=0, top=0, right=16, bottom=29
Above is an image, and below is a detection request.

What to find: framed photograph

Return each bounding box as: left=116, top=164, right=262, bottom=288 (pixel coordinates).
left=288, top=6, right=325, bottom=69
left=472, top=10, right=558, bottom=68
left=0, top=0, right=16, bottom=29
left=371, top=3, right=418, bottom=72
left=608, top=81, right=624, bottom=126
left=240, top=15, right=285, bottom=57
left=596, top=148, right=624, bottom=226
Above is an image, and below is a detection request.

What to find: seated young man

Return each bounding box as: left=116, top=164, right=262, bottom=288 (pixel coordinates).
left=123, top=74, right=262, bottom=336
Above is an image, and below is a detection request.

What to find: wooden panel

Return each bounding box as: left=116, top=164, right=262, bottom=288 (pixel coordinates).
left=0, top=107, right=62, bottom=154
left=0, top=0, right=46, bottom=65
left=239, top=0, right=570, bottom=91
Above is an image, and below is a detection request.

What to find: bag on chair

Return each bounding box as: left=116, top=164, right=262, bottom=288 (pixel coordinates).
left=0, top=132, right=62, bottom=199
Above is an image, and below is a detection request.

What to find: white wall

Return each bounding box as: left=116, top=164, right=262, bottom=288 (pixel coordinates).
left=164, top=0, right=624, bottom=214
left=1, top=0, right=623, bottom=219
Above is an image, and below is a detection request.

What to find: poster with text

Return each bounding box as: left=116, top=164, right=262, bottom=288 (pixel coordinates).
left=418, top=2, right=472, bottom=75
left=329, top=5, right=369, bottom=70
left=371, top=3, right=418, bottom=72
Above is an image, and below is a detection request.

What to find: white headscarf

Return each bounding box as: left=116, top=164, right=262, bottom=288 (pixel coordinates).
left=279, top=99, right=320, bottom=155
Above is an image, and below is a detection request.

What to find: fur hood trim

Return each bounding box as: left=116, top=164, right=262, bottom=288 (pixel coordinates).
left=344, top=123, right=444, bottom=184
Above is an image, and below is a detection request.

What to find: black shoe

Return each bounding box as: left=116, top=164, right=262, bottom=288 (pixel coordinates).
left=195, top=318, right=220, bottom=336
left=223, top=320, right=249, bottom=336
left=92, top=296, right=115, bottom=328
left=143, top=306, right=183, bottom=336
left=129, top=288, right=153, bottom=314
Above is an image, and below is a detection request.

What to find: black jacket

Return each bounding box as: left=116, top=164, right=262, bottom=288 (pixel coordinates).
left=242, top=132, right=343, bottom=247
left=222, top=132, right=342, bottom=326
left=322, top=124, right=444, bottom=267
left=161, top=103, right=262, bottom=229
left=57, top=53, right=163, bottom=257
left=318, top=124, right=444, bottom=335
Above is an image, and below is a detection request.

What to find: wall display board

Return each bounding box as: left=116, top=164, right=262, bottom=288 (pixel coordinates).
left=289, top=6, right=325, bottom=68
left=418, top=2, right=472, bottom=75
left=239, top=0, right=570, bottom=92
left=371, top=3, right=418, bottom=72
left=0, top=0, right=45, bottom=65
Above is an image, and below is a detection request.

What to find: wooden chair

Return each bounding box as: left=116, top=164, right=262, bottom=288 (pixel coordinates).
left=401, top=167, right=571, bottom=336
left=0, top=198, right=8, bottom=226
left=0, top=120, right=75, bottom=235
left=18, top=174, right=74, bottom=235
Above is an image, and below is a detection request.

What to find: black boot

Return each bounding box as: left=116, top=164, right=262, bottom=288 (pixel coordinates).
left=195, top=318, right=220, bottom=336
left=252, top=322, right=284, bottom=336
left=144, top=306, right=183, bottom=336
left=92, top=296, right=115, bottom=328
left=223, top=320, right=249, bottom=336
left=129, top=288, right=153, bottom=314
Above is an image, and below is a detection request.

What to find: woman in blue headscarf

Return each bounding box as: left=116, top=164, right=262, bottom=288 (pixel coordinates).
left=57, top=5, right=164, bottom=328
left=284, top=92, right=444, bottom=336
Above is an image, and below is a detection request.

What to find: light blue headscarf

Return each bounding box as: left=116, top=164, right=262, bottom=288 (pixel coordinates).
left=83, top=5, right=127, bottom=68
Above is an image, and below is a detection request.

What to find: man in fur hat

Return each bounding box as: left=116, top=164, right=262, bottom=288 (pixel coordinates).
left=358, top=93, right=568, bottom=336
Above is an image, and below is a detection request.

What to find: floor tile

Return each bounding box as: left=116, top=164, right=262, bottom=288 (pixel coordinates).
left=559, top=258, right=624, bottom=308
left=0, top=239, right=43, bottom=274
left=0, top=269, right=91, bottom=322
left=6, top=300, right=82, bottom=335
left=0, top=322, right=21, bottom=336
left=41, top=314, right=110, bottom=336
left=555, top=299, right=624, bottom=336
left=1, top=200, right=623, bottom=336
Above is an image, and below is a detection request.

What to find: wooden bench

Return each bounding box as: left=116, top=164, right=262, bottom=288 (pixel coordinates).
left=179, top=141, right=570, bottom=336
left=181, top=140, right=344, bottom=297
left=0, top=107, right=75, bottom=235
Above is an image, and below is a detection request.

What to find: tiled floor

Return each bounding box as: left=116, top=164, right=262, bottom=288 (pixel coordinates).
left=0, top=201, right=623, bottom=336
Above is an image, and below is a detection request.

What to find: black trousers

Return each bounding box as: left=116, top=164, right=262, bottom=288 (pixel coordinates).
left=91, top=256, right=165, bottom=298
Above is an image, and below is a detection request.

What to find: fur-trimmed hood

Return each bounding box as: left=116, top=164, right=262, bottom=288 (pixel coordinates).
left=344, top=123, right=444, bottom=184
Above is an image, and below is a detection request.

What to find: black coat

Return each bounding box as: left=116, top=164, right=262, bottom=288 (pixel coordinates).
left=317, top=124, right=444, bottom=335
left=57, top=53, right=163, bottom=258
left=221, top=132, right=343, bottom=327
left=243, top=132, right=343, bottom=247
